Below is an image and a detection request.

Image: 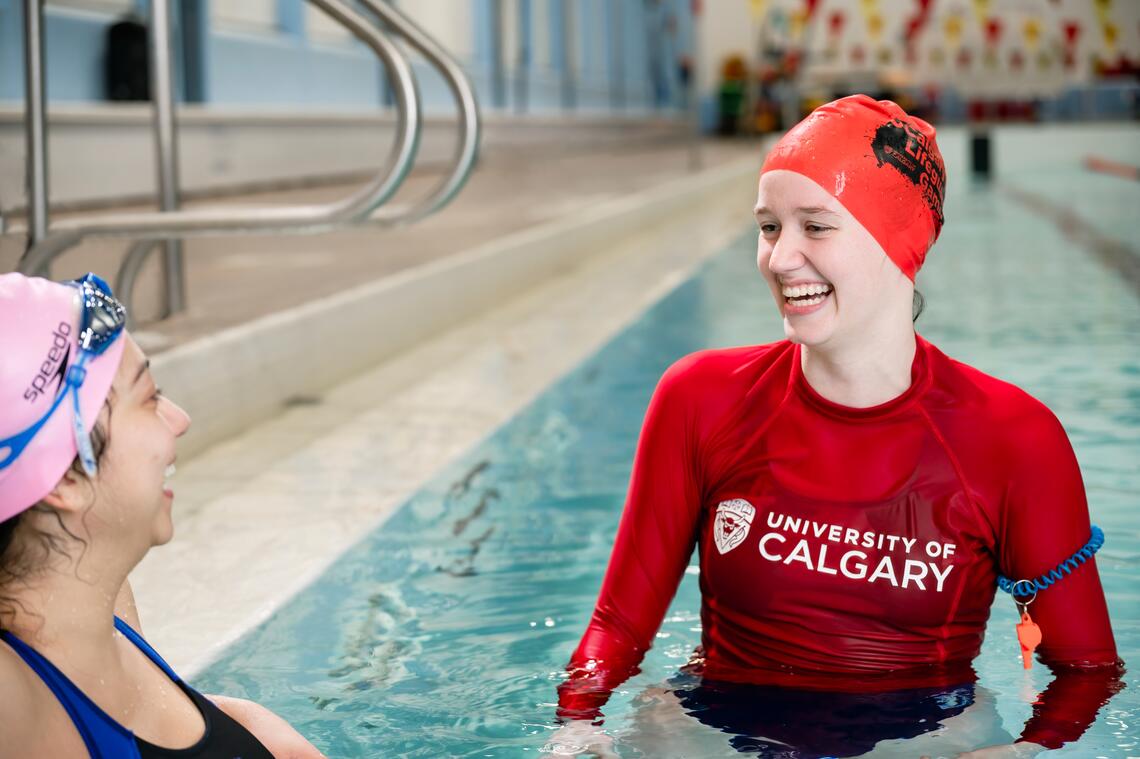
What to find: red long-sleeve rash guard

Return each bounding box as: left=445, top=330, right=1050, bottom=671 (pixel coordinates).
left=561, top=336, right=1119, bottom=744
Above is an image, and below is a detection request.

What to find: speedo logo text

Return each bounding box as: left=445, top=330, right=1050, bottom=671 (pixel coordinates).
left=24, top=322, right=72, bottom=403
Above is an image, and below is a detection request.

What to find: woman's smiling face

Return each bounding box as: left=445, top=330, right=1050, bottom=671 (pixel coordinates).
left=90, top=336, right=191, bottom=551
left=754, top=169, right=913, bottom=349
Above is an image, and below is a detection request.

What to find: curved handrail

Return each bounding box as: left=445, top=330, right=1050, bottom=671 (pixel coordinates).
left=116, top=238, right=164, bottom=327
left=358, top=0, right=481, bottom=226
left=110, top=1, right=482, bottom=318
left=18, top=0, right=421, bottom=277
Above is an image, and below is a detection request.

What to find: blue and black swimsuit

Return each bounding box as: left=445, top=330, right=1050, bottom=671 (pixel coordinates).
left=1, top=616, right=273, bottom=759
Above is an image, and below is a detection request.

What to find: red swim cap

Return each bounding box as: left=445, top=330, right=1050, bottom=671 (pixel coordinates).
left=760, top=94, right=946, bottom=281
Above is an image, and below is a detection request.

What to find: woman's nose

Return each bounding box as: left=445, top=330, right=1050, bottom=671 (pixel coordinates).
left=768, top=232, right=806, bottom=273
left=159, top=397, right=192, bottom=437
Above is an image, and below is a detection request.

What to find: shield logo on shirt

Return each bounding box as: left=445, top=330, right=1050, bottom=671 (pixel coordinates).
left=714, top=499, right=755, bottom=555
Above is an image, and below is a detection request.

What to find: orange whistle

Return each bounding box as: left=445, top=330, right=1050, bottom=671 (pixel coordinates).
left=1016, top=611, right=1042, bottom=670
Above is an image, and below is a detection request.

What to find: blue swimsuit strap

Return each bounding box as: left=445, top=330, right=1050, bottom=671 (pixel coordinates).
left=997, top=525, right=1105, bottom=598
left=1, top=625, right=140, bottom=758
left=113, top=616, right=182, bottom=682
left=0, top=616, right=185, bottom=759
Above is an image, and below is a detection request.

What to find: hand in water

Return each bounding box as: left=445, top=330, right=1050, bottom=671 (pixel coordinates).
left=540, top=720, right=619, bottom=758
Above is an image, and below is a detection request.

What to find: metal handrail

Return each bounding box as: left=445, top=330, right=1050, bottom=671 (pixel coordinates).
left=111, top=0, right=483, bottom=320
left=22, top=0, right=48, bottom=245
left=18, top=0, right=422, bottom=277
left=358, top=0, right=481, bottom=226
left=116, top=238, right=163, bottom=328
left=149, top=0, right=185, bottom=316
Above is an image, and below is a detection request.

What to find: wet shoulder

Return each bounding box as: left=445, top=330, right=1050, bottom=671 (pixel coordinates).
left=0, top=639, right=70, bottom=754
left=922, top=341, right=1068, bottom=450
left=655, top=342, right=795, bottom=433
left=660, top=341, right=793, bottom=400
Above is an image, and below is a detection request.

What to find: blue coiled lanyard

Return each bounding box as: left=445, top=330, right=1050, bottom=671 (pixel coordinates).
left=997, top=525, right=1105, bottom=600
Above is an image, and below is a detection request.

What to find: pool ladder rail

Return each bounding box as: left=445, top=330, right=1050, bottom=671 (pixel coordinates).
left=10, top=0, right=482, bottom=324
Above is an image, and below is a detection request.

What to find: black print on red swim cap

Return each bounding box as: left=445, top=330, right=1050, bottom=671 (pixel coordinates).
left=871, top=119, right=946, bottom=230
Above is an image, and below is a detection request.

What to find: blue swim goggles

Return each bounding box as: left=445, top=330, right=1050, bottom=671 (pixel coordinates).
left=0, top=274, right=127, bottom=477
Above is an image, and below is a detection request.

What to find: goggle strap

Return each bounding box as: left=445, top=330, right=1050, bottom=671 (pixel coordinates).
left=67, top=363, right=88, bottom=388
left=0, top=378, right=72, bottom=472
left=73, top=389, right=98, bottom=477
left=70, top=354, right=98, bottom=477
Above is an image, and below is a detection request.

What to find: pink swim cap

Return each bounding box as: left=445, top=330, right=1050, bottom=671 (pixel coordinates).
left=761, top=94, right=947, bottom=280
left=0, top=273, right=125, bottom=522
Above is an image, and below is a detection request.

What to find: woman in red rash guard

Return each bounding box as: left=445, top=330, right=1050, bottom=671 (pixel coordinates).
left=550, top=95, right=1122, bottom=758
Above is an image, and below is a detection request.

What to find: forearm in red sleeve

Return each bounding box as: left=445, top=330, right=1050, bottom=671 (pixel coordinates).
left=1017, top=661, right=1125, bottom=749
left=558, top=361, right=704, bottom=721
left=998, top=405, right=1122, bottom=747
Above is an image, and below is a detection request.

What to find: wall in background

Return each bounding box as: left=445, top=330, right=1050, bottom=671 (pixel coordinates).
left=0, top=0, right=691, bottom=114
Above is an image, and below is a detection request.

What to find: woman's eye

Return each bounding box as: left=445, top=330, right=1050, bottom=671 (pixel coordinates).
left=151, top=388, right=164, bottom=403
left=806, top=224, right=832, bottom=234
left=759, top=223, right=779, bottom=235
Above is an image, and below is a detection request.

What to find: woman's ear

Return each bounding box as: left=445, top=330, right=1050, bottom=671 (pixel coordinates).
left=39, top=467, right=94, bottom=516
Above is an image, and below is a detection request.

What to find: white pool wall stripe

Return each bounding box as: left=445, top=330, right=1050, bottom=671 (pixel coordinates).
left=150, top=155, right=761, bottom=461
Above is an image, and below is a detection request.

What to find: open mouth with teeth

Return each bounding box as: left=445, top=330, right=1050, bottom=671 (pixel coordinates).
left=782, top=283, right=834, bottom=308
left=163, top=463, right=176, bottom=495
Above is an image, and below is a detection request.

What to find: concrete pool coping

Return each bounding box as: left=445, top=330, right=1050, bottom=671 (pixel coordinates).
left=133, top=152, right=765, bottom=676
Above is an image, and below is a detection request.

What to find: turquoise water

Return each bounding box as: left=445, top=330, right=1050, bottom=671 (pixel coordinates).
left=197, top=170, right=1139, bottom=757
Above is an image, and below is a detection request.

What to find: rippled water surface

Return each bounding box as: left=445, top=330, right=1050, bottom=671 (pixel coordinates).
left=198, top=165, right=1139, bottom=757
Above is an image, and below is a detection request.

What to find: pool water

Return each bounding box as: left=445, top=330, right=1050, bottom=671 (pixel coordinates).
left=197, top=171, right=1139, bottom=757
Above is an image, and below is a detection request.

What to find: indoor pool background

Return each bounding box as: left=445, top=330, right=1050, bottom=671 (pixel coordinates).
left=197, top=163, right=1139, bottom=757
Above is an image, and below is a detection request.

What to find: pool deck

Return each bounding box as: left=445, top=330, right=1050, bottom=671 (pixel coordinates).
left=1, top=129, right=751, bottom=349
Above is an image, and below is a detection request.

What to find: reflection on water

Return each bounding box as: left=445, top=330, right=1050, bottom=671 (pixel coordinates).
left=197, top=174, right=1139, bottom=756
left=612, top=679, right=1015, bottom=759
